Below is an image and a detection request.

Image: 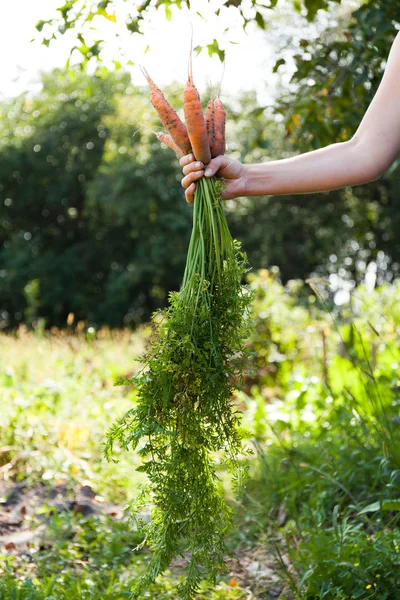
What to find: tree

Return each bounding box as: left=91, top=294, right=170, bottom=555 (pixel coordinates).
left=279, top=0, right=400, bottom=148
left=4, top=0, right=400, bottom=330
left=0, top=70, right=113, bottom=327
left=0, top=71, right=192, bottom=328
left=272, top=0, right=400, bottom=282
left=38, top=0, right=345, bottom=66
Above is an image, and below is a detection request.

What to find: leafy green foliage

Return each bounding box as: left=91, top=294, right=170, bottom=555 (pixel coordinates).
left=279, top=0, right=400, bottom=149
left=38, top=0, right=344, bottom=66
left=272, top=0, right=400, bottom=283
left=230, top=180, right=400, bottom=285
left=298, top=527, right=400, bottom=598
left=0, top=328, right=247, bottom=599
left=104, top=178, right=254, bottom=598
left=237, top=272, right=400, bottom=598
left=2, top=69, right=400, bottom=328
left=0, top=71, right=193, bottom=328
left=2, top=275, right=400, bottom=598
left=0, top=511, right=245, bottom=599
left=0, top=69, right=113, bottom=328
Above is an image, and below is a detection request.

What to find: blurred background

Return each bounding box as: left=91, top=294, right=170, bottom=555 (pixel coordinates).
left=2, top=2, right=400, bottom=599
left=1, top=0, right=399, bottom=331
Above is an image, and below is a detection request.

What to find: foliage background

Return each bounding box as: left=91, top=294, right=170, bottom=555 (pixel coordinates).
left=1, top=0, right=399, bottom=328
left=2, top=274, right=400, bottom=599
left=2, top=2, right=400, bottom=599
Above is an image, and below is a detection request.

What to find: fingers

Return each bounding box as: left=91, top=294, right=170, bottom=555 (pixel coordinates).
left=185, top=182, right=196, bottom=204
left=182, top=160, right=204, bottom=176
left=179, top=153, right=195, bottom=167
left=181, top=169, right=204, bottom=190
left=180, top=152, right=238, bottom=203
left=204, top=155, right=228, bottom=177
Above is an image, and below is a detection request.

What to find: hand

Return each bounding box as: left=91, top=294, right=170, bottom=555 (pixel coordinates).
left=180, top=154, right=246, bottom=204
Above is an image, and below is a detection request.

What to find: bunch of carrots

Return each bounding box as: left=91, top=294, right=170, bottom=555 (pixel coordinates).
left=105, top=61, right=253, bottom=600
left=145, top=63, right=226, bottom=162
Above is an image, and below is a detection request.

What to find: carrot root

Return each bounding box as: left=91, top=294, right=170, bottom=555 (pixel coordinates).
left=184, top=75, right=211, bottom=164
left=142, top=66, right=192, bottom=155
left=155, top=131, right=184, bottom=157
left=211, top=97, right=226, bottom=157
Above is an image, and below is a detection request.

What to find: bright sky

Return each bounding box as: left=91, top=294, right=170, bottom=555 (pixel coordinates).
left=0, top=0, right=279, bottom=103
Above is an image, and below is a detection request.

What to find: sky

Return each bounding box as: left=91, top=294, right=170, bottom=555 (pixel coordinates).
left=0, top=0, right=278, bottom=103
left=0, top=1, right=360, bottom=103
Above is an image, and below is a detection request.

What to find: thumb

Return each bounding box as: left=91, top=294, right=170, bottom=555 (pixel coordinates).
left=204, top=155, right=227, bottom=177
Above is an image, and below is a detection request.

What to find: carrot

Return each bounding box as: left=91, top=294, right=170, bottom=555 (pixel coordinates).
left=107, top=54, right=255, bottom=600
left=142, top=67, right=191, bottom=155
left=183, top=72, right=211, bottom=164
left=205, top=95, right=216, bottom=154
left=211, top=96, right=226, bottom=157
left=155, top=131, right=184, bottom=157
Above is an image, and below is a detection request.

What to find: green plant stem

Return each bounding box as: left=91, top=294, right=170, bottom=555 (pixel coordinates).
left=105, top=176, right=253, bottom=600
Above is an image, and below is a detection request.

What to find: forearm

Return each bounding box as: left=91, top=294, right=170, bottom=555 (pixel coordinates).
left=242, top=137, right=384, bottom=197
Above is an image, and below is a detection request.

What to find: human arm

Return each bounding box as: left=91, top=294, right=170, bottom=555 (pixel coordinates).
left=181, top=32, right=400, bottom=204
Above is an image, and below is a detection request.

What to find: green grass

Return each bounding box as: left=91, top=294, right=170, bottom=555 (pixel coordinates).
left=235, top=273, right=400, bottom=599
left=1, top=273, right=400, bottom=599
left=0, top=327, right=247, bottom=599
left=0, top=512, right=248, bottom=599
left=0, top=327, right=145, bottom=500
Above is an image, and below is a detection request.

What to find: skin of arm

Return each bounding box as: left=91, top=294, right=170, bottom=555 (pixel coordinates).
left=181, top=32, right=400, bottom=204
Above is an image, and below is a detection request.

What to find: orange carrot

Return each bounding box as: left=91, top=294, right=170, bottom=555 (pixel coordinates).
left=155, top=131, right=184, bottom=157
left=142, top=67, right=191, bottom=155
left=211, top=97, right=226, bottom=157
left=183, top=73, right=211, bottom=164
left=205, top=95, right=216, bottom=154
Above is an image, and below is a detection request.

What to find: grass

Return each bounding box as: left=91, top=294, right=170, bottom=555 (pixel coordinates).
left=1, top=272, right=400, bottom=599
left=0, top=327, right=145, bottom=500
left=0, top=327, right=248, bottom=599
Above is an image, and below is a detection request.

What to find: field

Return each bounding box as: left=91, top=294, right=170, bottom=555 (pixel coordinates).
left=1, top=271, right=400, bottom=599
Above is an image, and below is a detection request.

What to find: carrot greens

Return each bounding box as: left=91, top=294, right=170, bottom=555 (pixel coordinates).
left=104, top=71, right=253, bottom=600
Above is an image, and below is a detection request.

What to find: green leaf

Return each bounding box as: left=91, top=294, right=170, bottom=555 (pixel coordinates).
left=250, top=106, right=267, bottom=117
left=273, top=58, right=285, bottom=73
left=304, top=0, right=328, bottom=21
left=358, top=499, right=400, bottom=515
left=381, top=500, right=400, bottom=511
left=97, top=65, right=109, bottom=79
left=36, top=20, right=47, bottom=32
left=127, top=19, right=141, bottom=34
left=207, top=39, right=225, bottom=62
left=165, top=5, right=172, bottom=21
left=57, top=1, right=76, bottom=20
left=332, top=504, right=339, bottom=529
left=96, top=8, right=116, bottom=22
left=255, top=11, right=265, bottom=29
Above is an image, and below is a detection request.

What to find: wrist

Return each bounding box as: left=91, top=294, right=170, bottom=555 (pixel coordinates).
left=242, top=163, right=273, bottom=197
